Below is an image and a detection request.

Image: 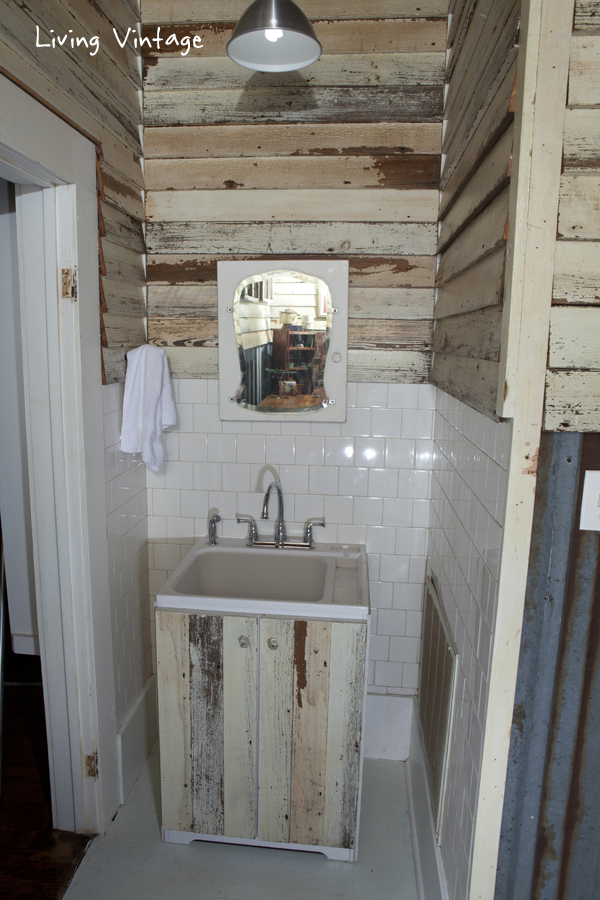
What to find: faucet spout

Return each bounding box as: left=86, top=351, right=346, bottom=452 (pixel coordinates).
left=261, top=481, right=287, bottom=547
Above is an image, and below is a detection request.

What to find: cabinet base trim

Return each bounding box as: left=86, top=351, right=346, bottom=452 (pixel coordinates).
left=161, top=828, right=355, bottom=862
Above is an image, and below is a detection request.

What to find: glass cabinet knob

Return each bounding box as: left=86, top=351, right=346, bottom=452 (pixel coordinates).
left=238, top=635, right=250, bottom=648
left=267, top=638, right=279, bottom=650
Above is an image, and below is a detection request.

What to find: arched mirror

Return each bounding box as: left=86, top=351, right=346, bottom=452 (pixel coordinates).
left=218, top=260, right=348, bottom=422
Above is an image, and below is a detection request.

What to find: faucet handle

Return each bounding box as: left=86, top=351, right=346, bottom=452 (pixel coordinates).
left=237, top=515, right=258, bottom=546
left=303, top=518, right=326, bottom=548
left=207, top=513, right=221, bottom=545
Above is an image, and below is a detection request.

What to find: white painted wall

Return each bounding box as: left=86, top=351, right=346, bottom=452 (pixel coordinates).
left=0, top=177, right=37, bottom=653
left=427, top=390, right=512, bottom=900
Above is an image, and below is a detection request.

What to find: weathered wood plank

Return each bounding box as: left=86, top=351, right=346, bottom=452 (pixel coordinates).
left=144, top=53, right=445, bottom=91
left=574, top=0, right=600, bottom=32
left=0, top=0, right=142, bottom=154
left=544, top=370, right=600, bottom=431
left=436, top=187, right=509, bottom=286
left=223, top=616, right=257, bottom=840
left=99, top=161, right=145, bottom=221
left=548, top=306, right=600, bottom=369
left=166, top=347, right=218, bottom=378
left=59, top=0, right=139, bottom=86
left=431, top=353, right=499, bottom=419
left=156, top=611, right=192, bottom=833
left=104, top=313, right=146, bottom=347
left=146, top=222, right=437, bottom=257
left=290, top=621, right=331, bottom=846
left=143, top=86, right=444, bottom=127
left=148, top=285, right=434, bottom=319
left=568, top=35, right=600, bottom=106
left=189, top=614, right=224, bottom=836
left=446, top=0, right=501, bottom=103
left=101, top=240, right=145, bottom=284
left=443, top=2, right=520, bottom=154
left=143, top=122, right=442, bottom=159
left=147, top=254, right=436, bottom=288
left=323, top=622, right=366, bottom=851
left=434, top=246, right=505, bottom=318
left=140, top=1, right=449, bottom=24
left=146, top=189, right=438, bottom=224
left=141, top=18, right=448, bottom=57
left=100, top=201, right=145, bottom=253
left=258, top=618, right=294, bottom=844
left=553, top=240, right=600, bottom=303
left=347, top=349, right=430, bottom=382
left=149, top=317, right=218, bottom=348
left=441, top=58, right=517, bottom=195
left=445, top=0, right=518, bottom=136
left=102, top=277, right=146, bottom=317
left=563, top=109, right=600, bottom=170
left=348, top=319, right=432, bottom=351
left=432, top=306, right=503, bottom=361
left=438, top=123, right=513, bottom=252
left=448, top=0, right=478, bottom=60
left=102, top=345, right=132, bottom=383
left=144, top=155, right=441, bottom=191
left=558, top=174, right=600, bottom=239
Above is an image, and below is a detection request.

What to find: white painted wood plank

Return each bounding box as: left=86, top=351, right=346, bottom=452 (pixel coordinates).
left=431, top=353, right=499, bottom=419
left=146, top=222, right=436, bottom=257
left=347, top=349, right=430, bottom=382
left=258, top=618, right=294, bottom=844
left=146, top=190, right=438, bottom=224
left=165, top=347, right=218, bottom=378
left=544, top=370, right=600, bottom=430
left=140, top=0, right=449, bottom=24
left=103, top=313, right=146, bottom=347
left=548, top=306, right=600, bottom=368
left=290, top=621, right=331, bottom=846
left=144, top=53, right=445, bottom=91
left=156, top=611, right=192, bottom=832
left=323, top=622, right=367, bottom=850
left=568, top=35, right=600, bottom=106
left=558, top=174, right=600, bottom=239
left=223, top=616, right=258, bottom=840
left=101, top=239, right=145, bottom=284
left=553, top=240, right=600, bottom=303
left=563, top=109, right=600, bottom=169
left=349, top=288, right=435, bottom=319
left=189, top=614, right=224, bottom=836
left=434, top=246, right=505, bottom=319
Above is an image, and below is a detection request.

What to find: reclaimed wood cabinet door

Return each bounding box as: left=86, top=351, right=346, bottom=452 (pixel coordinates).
left=156, top=611, right=367, bottom=853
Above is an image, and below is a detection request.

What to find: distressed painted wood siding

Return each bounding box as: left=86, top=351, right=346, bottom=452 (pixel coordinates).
left=0, top=0, right=145, bottom=384
left=431, top=0, right=520, bottom=419
left=545, top=1, right=600, bottom=430
left=142, top=2, right=445, bottom=382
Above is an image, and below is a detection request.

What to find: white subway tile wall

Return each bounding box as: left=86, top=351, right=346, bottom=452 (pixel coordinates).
left=428, top=390, right=512, bottom=900
left=103, top=383, right=151, bottom=727
left=146, top=380, right=436, bottom=695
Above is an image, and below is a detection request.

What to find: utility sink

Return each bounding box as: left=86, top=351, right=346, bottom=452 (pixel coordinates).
left=156, top=537, right=369, bottom=621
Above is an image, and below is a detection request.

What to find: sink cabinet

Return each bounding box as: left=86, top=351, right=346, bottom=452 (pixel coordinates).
left=156, top=611, right=368, bottom=861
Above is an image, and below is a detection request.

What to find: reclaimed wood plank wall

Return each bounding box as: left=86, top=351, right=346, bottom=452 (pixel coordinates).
left=0, top=0, right=146, bottom=384
left=545, top=0, right=600, bottom=430
left=431, top=0, right=520, bottom=417
left=142, top=0, right=447, bottom=382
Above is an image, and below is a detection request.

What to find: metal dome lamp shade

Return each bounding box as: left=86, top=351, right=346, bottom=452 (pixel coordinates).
left=227, top=0, right=322, bottom=73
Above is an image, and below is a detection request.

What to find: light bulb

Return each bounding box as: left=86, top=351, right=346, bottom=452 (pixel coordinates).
left=265, top=28, right=284, bottom=41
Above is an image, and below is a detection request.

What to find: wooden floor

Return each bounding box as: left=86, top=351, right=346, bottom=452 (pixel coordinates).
left=0, top=641, right=90, bottom=899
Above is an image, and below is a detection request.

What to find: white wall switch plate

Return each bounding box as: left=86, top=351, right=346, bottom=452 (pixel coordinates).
left=580, top=471, right=600, bottom=530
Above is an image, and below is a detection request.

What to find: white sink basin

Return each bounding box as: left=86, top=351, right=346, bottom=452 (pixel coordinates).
left=156, top=538, right=369, bottom=621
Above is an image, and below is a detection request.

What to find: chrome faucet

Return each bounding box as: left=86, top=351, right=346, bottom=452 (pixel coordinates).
left=261, top=481, right=287, bottom=548
left=207, top=513, right=221, bottom=545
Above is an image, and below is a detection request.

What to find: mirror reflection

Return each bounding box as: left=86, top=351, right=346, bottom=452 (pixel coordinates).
left=232, top=270, right=332, bottom=412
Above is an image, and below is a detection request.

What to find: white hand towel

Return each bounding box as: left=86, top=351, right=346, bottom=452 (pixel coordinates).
left=120, top=345, right=176, bottom=472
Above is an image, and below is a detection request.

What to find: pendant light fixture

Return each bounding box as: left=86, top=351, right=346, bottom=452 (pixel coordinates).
left=226, top=0, right=322, bottom=73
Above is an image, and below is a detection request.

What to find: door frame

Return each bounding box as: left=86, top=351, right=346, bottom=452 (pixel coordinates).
left=0, top=73, right=119, bottom=833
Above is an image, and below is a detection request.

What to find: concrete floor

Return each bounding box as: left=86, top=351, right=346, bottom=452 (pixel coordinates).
left=64, top=748, right=418, bottom=900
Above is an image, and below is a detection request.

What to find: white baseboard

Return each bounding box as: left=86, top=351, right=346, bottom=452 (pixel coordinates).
left=117, top=674, right=158, bottom=804
left=405, top=699, right=449, bottom=900
left=364, top=693, right=413, bottom=761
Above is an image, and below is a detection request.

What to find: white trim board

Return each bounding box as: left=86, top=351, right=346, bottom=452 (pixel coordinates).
left=1, top=73, right=119, bottom=833
left=117, top=676, right=158, bottom=805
